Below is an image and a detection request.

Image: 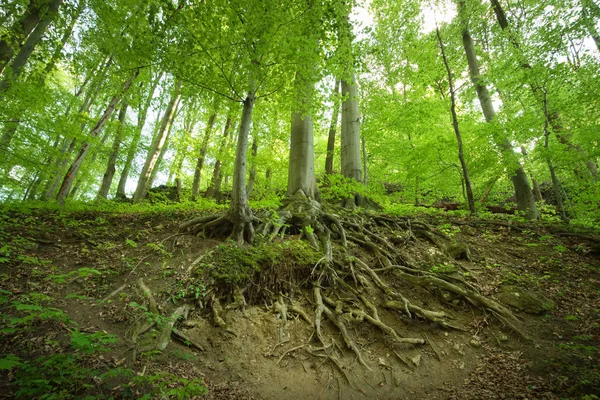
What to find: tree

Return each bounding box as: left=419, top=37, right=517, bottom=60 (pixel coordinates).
left=459, top=1, right=538, bottom=219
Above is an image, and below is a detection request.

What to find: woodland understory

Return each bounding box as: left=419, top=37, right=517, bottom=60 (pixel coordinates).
left=1, top=0, right=600, bottom=398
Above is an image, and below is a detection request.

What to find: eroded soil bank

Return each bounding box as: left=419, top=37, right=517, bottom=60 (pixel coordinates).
left=0, top=209, right=598, bottom=399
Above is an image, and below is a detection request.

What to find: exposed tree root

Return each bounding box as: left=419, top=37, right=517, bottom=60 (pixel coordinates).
left=175, top=202, right=528, bottom=378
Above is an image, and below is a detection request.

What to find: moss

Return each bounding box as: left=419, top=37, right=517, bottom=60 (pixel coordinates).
left=196, top=240, right=320, bottom=287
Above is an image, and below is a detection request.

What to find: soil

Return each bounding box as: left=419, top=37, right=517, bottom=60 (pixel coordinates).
left=0, top=208, right=598, bottom=399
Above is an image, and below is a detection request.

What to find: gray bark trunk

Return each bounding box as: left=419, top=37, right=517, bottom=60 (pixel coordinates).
left=247, top=138, right=259, bottom=198
left=132, top=80, right=181, bottom=203
left=437, top=27, right=476, bottom=214
left=205, top=116, right=232, bottom=199
left=56, top=71, right=137, bottom=203
left=325, top=79, right=340, bottom=175
left=340, top=75, right=363, bottom=183
left=97, top=102, right=128, bottom=199
left=460, top=13, right=538, bottom=219
left=116, top=72, right=160, bottom=199
left=148, top=101, right=179, bottom=189
left=229, top=91, right=255, bottom=244
left=191, top=113, right=217, bottom=200
left=0, top=0, right=62, bottom=94
left=0, top=0, right=45, bottom=76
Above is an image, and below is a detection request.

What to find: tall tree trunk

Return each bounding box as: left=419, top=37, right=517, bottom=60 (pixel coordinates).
left=97, top=102, right=128, bottom=199
left=340, top=75, right=363, bottom=184
left=582, top=0, right=600, bottom=52
left=229, top=91, right=255, bottom=244
left=459, top=8, right=538, bottom=219
left=132, top=81, right=181, bottom=203
left=491, top=0, right=598, bottom=179
left=39, top=0, right=82, bottom=82
left=191, top=113, right=217, bottom=200
left=437, top=27, right=476, bottom=214
left=0, top=0, right=46, bottom=76
left=325, top=79, right=341, bottom=175
left=148, top=101, right=179, bottom=189
left=56, top=71, right=137, bottom=203
left=247, top=138, right=259, bottom=198
left=116, top=72, right=160, bottom=199
left=206, top=115, right=232, bottom=199
left=0, top=0, right=62, bottom=94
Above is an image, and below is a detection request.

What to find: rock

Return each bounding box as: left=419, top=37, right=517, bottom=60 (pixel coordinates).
left=470, top=338, right=481, bottom=348
left=410, top=354, right=421, bottom=367
left=496, top=285, right=552, bottom=315
left=447, top=242, right=472, bottom=261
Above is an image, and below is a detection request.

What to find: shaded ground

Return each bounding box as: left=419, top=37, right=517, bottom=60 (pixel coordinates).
left=0, top=207, right=598, bottom=399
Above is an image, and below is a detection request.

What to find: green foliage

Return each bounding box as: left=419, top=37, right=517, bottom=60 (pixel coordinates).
left=319, top=174, right=368, bottom=204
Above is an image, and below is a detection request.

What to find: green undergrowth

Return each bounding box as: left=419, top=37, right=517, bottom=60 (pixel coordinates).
left=0, top=289, right=207, bottom=399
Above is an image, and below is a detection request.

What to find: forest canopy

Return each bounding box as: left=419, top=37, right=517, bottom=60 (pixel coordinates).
left=0, top=0, right=598, bottom=226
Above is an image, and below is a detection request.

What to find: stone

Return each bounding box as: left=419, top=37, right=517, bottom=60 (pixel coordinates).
left=496, top=285, right=552, bottom=315
left=410, top=354, right=421, bottom=367
left=470, top=338, right=481, bottom=348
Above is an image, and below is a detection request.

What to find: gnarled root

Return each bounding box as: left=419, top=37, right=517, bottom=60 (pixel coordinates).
left=179, top=205, right=255, bottom=244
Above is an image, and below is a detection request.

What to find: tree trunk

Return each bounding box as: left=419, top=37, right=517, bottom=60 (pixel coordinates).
left=325, top=78, right=341, bottom=175
left=191, top=113, right=217, bottom=200
left=229, top=91, right=255, bottom=244
left=132, top=80, right=181, bottom=203
left=148, top=101, right=179, bottom=189
left=205, top=116, right=232, bottom=199
left=459, top=9, right=538, bottom=219
left=97, top=102, right=128, bottom=199
left=56, top=71, right=137, bottom=203
left=437, top=27, right=476, bottom=214
left=0, top=0, right=45, bottom=76
left=582, top=0, right=600, bottom=52
left=247, top=138, right=259, bottom=198
left=340, top=75, right=363, bottom=184
left=39, top=0, right=82, bottom=82
left=116, top=72, right=160, bottom=199
left=491, top=0, right=598, bottom=179
left=0, top=0, right=62, bottom=94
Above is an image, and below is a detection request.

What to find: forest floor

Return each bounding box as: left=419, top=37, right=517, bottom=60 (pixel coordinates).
left=0, top=205, right=598, bottom=399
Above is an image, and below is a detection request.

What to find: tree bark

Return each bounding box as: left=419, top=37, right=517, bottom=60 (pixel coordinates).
left=341, top=75, right=363, bottom=184
left=325, top=78, right=340, bottom=175
left=191, top=113, right=217, bottom=200
left=229, top=91, right=255, bottom=244
left=247, top=137, right=259, bottom=198
left=205, top=115, right=232, bottom=199
left=437, top=27, right=476, bottom=214
left=459, top=7, right=538, bottom=219
left=56, top=71, right=137, bottom=203
left=116, top=72, right=161, bottom=199
left=97, top=102, right=128, bottom=199
left=0, top=0, right=46, bottom=76
left=0, top=0, right=63, bottom=94
left=132, top=80, right=181, bottom=203
left=148, top=101, right=179, bottom=189
left=491, top=0, right=598, bottom=179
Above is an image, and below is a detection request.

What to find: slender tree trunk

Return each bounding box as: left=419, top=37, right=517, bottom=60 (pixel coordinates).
left=361, top=131, right=368, bottom=187
left=582, top=0, right=600, bottom=52
left=116, top=72, right=160, bottom=199
left=148, top=101, right=179, bottom=189
left=191, top=113, right=217, bottom=200
left=39, top=0, right=82, bottom=82
left=229, top=91, right=256, bottom=244
left=206, top=115, right=232, bottom=199
left=459, top=10, right=538, bottom=219
left=56, top=71, right=137, bottom=203
left=0, top=0, right=63, bottom=94
left=132, top=81, right=181, bottom=203
left=97, top=102, right=128, bottom=199
left=491, top=0, right=598, bottom=179
left=247, top=138, right=259, bottom=198
left=325, top=79, right=341, bottom=175
left=0, top=0, right=45, bottom=76
left=437, top=27, right=476, bottom=214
